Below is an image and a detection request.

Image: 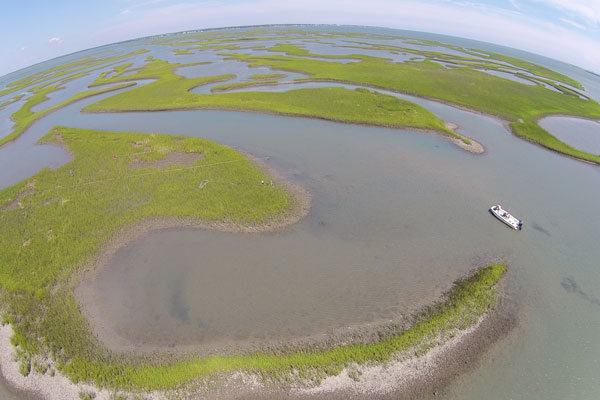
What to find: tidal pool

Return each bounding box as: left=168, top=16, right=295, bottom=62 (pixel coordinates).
left=1, top=26, right=599, bottom=399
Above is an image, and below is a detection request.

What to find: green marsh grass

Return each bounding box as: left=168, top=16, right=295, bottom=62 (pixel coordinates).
left=210, top=80, right=279, bottom=92
left=0, top=126, right=295, bottom=388
left=83, top=39, right=600, bottom=160
left=60, top=264, right=508, bottom=390
left=0, top=124, right=507, bottom=392
left=0, top=50, right=148, bottom=99
left=0, top=94, right=24, bottom=110
left=83, top=58, right=463, bottom=141
left=217, top=47, right=600, bottom=163
left=0, top=79, right=136, bottom=146
left=248, top=73, right=287, bottom=80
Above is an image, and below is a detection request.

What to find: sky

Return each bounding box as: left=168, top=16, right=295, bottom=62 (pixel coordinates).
left=1, top=0, right=599, bottom=77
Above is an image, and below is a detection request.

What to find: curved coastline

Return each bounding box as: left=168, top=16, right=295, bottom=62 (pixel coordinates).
left=74, top=157, right=311, bottom=355
left=0, top=264, right=514, bottom=400
left=0, top=125, right=508, bottom=400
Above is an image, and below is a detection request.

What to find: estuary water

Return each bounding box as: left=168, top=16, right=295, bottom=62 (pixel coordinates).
left=0, top=26, right=599, bottom=399
left=539, top=116, right=600, bottom=155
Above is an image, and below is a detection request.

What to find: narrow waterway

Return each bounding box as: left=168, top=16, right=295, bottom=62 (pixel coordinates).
left=0, top=26, right=599, bottom=399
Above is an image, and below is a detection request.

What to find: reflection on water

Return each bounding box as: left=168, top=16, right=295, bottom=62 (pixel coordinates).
left=1, top=25, right=600, bottom=399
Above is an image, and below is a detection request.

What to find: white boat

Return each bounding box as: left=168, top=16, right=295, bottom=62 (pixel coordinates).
left=490, top=205, right=523, bottom=230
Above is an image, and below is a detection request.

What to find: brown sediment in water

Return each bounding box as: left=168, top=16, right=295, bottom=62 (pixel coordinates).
left=444, top=121, right=484, bottom=154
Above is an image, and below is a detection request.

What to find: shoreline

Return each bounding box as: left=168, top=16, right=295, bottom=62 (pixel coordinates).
left=0, top=82, right=138, bottom=149
left=295, top=294, right=517, bottom=399
left=82, top=103, right=485, bottom=155
left=0, top=291, right=516, bottom=400
left=74, top=154, right=311, bottom=355
left=271, top=77, right=600, bottom=165
left=0, top=152, right=311, bottom=400
left=203, top=76, right=487, bottom=154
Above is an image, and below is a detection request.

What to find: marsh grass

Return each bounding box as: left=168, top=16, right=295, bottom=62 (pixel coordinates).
left=0, top=123, right=506, bottom=392
left=81, top=38, right=600, bottom=161
left=83, top=58, right=461, bottom=141
left=0, top=49, right=151, bottom=146
left=210, top=80, right=279, bottom=92
left=0, top=94, right=24, bottom=110
left=0, top=50, right=148, bottom=99
left=0, top=80, right=136, bottom=146
left=0, top=126, right=294, bottom=389
left=60, top=264, right=507, bottom=390
left=217, top=46, right=600, bottom=163
left=247, top=73, right=287, bottom=80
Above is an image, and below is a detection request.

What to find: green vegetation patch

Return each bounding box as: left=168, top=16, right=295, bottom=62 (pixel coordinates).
left=393, top=38, right=581, bottom=89
left=248, top=73, right=287, bottom=80
left=0, top=76, right=136, bottom=146
left=63, top=263, right=507, bottom=390
left=0, top=49, right=148, bottom=98
left=173, top=48, right=195, bottom=55
left=83, top=58, right=463, bottom=141
left=268, top=43, right=364, bottom=61
left=0, top=94, right=24, bottom=110
left=210, top=80, right=279, bottom=92
left=217, top=50, right=600, bottom=163
left=0, top=126, right=295, bottom=388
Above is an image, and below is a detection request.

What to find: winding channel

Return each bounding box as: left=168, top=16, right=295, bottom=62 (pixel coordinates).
left=1, top=40, right=600, bottom=399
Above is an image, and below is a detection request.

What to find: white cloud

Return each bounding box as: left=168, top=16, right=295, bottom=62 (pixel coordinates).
left=533, top=0, right=600, bottom=25
left=48, top=37, right=63, bottom=44
left=560, top=17, right=586, bottom=29
left=508, top=0, right=522, bottom=10
left=20, top=46, right=27, bottom=51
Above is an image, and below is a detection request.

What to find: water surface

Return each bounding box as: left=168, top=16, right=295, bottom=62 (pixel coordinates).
left=539, top=116, right=600, bottom=155
left=1, top=25, right=599, bottom=400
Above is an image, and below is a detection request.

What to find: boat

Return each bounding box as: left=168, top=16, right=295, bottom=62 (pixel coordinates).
left=489, top=204, right=523, bottom=230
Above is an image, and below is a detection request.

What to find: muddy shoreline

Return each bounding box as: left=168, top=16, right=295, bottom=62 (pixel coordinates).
left=297, top=295, right=517, bottom=400
left=0, top=277, right=516, bottom=400
left=208, top=288, right=517, bottom=400
left=74, top=154, right=311, bottom=356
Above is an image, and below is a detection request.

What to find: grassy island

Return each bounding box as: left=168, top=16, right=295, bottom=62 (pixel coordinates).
left=78, top=35, right=600, bottom=163
left=0, top=126, right=298, bottom=387
left=216, top=44, right=600, bottom=163
left=248, top=73, right=287, bottom=80
left=0, top=49, right=150, bottom=147
left=83, top=58, right=468, bottom=144
left=0, top=79, right=136, bottom=146
left=0, top=49, right=148, bottom=99
left=0, top=94, right=24, bottom=110
left=0, top=125, right=507, bottom=396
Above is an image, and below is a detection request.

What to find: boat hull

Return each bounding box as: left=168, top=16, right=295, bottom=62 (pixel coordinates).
left=489, top=205, right=522, bottom=230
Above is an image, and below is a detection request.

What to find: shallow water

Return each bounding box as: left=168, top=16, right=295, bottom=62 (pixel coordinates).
left=1, top=26, right=600, bottom=399
left=539, top=116, right=600, bottom=155
left=480, top=69, right=536, bottom=86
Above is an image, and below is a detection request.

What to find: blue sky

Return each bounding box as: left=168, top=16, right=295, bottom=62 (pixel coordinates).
left=1, top=0, right=599, bottom=77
